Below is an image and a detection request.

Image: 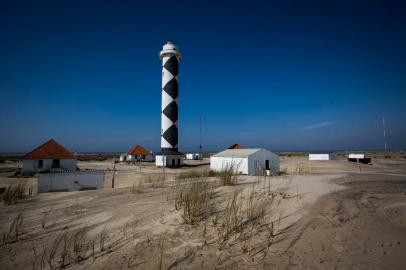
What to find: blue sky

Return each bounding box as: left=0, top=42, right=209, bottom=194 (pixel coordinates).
left=1, top=0, right=405, bottom=153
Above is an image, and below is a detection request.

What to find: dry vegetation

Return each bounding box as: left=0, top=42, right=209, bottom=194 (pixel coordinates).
left=173, top=177, right=215, bottom=224
left=31, top=226, right=104, bottom=269
left=1, top=184, right=32, bottom=205
left=217, top=164, right=238, bottom=185
left=2, top=157, right=405, bottom=269
left=164, top=168, right=290, bottom=267
left=1, top=213, right=23, bottom=246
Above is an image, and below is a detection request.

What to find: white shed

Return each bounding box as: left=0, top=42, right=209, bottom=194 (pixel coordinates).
left=119, top=153, right=127, bottom=162
left=309, top=153, right=337, bottom=161
left=186, top=153, right=203, bottom=160
left=210, top=148, right=279, bottom=176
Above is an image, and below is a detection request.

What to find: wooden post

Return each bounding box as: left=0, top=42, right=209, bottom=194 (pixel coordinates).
left=112, top=159, right=116, bottom=188
left=162, top=155, right=166, bottom=181
left=357, top=158, right=361, bottom=173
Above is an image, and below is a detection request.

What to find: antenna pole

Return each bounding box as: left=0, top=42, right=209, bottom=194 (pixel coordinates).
left=65, top=128, right=68, bottom=148
left=199, top=116, right=202, bottom=163
left=382, top=117, right=388, bottom=152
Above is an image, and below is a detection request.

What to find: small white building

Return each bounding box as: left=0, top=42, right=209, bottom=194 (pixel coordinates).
left=309, top=153, right=337, bottom=161
left=348, top=153, right=371, bottom=164
left=22, top=139, right=77, bottom=174
left=210, top=148, right=279, bottom=176
left=155, top=154, right=184, bottom=167
left=349, top=153, right=365, bottom=159
left=126, top=145, right=153, bottom=162
left=185, top=153, right=203, bottom=160
left=119, top=153, right=127, bottom=162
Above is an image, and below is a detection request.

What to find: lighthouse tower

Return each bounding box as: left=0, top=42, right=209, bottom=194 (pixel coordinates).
left=156, top=41, right=184, bottom=167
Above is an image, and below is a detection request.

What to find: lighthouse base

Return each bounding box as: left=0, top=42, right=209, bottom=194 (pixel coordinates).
left=155, top=154, right=184, bottom=168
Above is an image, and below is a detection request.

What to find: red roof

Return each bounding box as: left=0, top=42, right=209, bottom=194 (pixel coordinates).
left=227, top=143, right=244, bottom=149
left=23, top=139, right=75, bottom=160
left=127, top=145, right=150, bottom=156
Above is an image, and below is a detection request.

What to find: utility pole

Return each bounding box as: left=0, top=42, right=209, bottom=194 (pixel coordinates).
left=382, top=117, right=388, bottom=152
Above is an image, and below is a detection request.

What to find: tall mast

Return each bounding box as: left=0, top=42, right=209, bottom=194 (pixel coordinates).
left=199, top=116, right=202, bottom=158
left=382, top=117, right=388, bottom=151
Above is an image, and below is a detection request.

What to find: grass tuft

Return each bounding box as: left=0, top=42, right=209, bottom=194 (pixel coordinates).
left=173, top=177, right=214, bottom=224
left=1, top=184, right=32, bottom=205
left=217, top=164, right=238, bottom=186
left=175, top=169, right=215, bottom=180
left=1, top=213, right=23, bottom=246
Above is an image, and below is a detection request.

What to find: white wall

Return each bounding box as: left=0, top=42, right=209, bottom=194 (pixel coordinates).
left=155, top=155, right=184, bottom=167
left=210, top=157, right=248, bottom=174
left=309, top=154, right=329, bottom=161
left=22, top=159, right=77, bottom=174
left=61, top=159, right=77, bottom=169
left=309, top=154, right=338, bottom=161
left=127, top=155, right=153, bottom=162
left=248, top=149, right=280, bottom=175
left=38, top=171, right=104, bottom=193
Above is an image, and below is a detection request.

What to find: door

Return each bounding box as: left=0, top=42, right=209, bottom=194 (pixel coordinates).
left=171, top=159, right=175, bottom=167
left=265, top=160, right=270, bottom=170
left=52, top=159, right=60, bottom=168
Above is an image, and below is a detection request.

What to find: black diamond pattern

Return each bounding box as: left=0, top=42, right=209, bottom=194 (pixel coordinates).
left=163, top=101, right=178, bottom=123
left=164, top=56, right=178, bottom=76
left=163, top=124, right=178, bottom=147
left=163, top=78, right=178, bottom=99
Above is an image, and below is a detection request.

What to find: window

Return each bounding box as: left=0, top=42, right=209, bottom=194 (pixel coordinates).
left=178, top=159, right=180, bottom=166
left=52, top=159, right=60, bottom=168
left=38, top=160, right=43, bottom=168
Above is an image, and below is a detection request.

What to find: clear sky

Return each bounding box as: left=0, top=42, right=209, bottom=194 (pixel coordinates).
left=1, top=0, right=405, bottom=153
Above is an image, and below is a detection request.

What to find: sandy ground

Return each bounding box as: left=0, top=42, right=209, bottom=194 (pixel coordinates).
left=0, top=157, right=405, bottom=269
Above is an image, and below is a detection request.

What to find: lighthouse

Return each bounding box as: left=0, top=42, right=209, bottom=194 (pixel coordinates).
left=155, top=41, right=184, bottom=167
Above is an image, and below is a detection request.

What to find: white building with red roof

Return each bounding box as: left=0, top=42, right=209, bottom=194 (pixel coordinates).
left=22, top=139, right=77, bottom=174
left=126, top=145, right=153, bottom=162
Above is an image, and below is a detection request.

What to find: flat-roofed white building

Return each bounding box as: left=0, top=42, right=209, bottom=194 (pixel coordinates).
left=349, top=153, right=365, bottom=159
left=309, top=153, right=337, bottom=161
left=210, top=148, right=279, bottom=176
left=348, top=153, right=371, bottom=164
